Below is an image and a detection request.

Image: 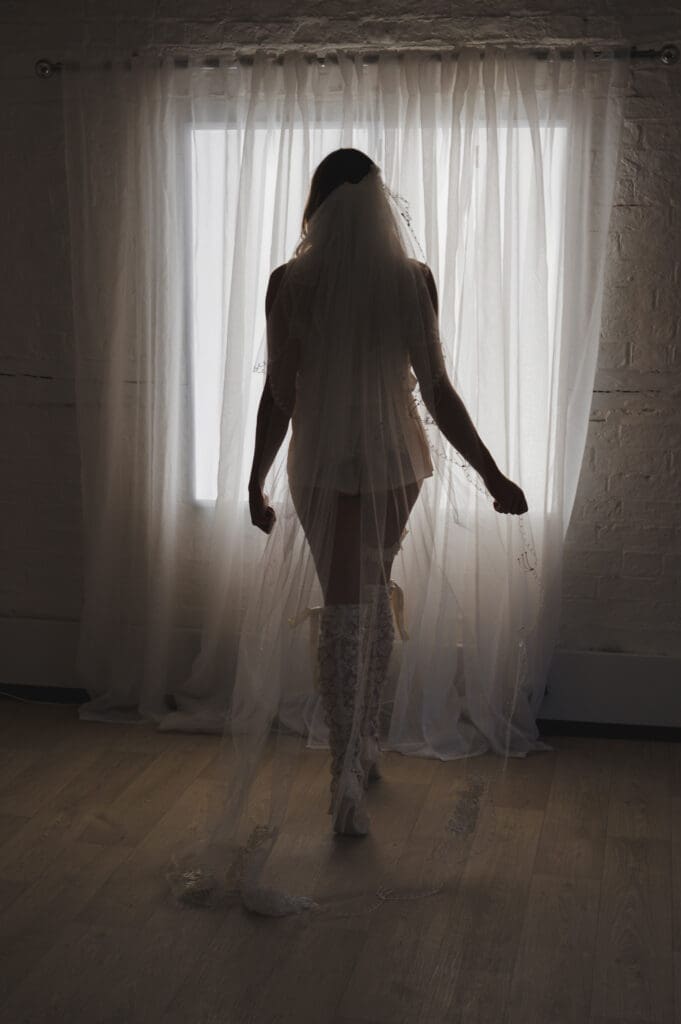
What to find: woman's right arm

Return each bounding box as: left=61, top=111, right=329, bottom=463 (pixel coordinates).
left=413, top=263, right=528, bottom=515
left=248, top=265, right=297, bottom=533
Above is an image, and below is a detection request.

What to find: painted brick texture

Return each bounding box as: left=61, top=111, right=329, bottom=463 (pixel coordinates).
left=0, top=0, right=679, bottom=676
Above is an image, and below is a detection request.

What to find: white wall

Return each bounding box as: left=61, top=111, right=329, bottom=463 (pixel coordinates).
left=0, top=1, right=679, bottom=715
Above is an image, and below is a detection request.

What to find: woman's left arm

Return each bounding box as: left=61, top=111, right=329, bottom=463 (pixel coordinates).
left=248, top=266, right=296, bottom=533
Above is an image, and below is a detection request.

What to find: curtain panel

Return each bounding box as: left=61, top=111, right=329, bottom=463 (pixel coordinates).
left=62, top=48, right=627, bottom=754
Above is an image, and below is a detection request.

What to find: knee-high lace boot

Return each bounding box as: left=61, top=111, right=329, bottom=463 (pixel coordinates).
left=317, top=603, right=370, bottom=837
left=360, top=583, right=395, bottom=787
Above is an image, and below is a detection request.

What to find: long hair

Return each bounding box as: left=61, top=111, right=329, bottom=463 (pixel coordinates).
left=300, top=148, right=377, bottom=238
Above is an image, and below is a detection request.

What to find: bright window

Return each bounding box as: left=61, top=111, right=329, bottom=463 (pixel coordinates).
left=189, top=123, right=566, bottom=503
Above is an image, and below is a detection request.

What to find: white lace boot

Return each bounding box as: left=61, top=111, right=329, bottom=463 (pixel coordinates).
left=360, top=583, right=395, bottom=787
left=317, top=603, right=370, bottom=837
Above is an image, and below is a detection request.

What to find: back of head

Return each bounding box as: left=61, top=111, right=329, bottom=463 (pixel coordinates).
left=300, top=148, right=377, bottom=237
left=293, top=150, right=412, bottom=271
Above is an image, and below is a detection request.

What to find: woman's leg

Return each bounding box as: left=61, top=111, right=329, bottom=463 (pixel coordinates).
left=290, top=485, right=368, bottom=833
left=289, top=483, right=361, bottom=605
left=358, top=479, right=423, bottom=782
left=302, top=480, right=424, bottom=793
left=377, top=479, right=422, bottom=580
left=290, top=480, right=422, bottom=602
left=291, top=480, right=423, bottom=828
left=323, top=481, right=422, bottom=597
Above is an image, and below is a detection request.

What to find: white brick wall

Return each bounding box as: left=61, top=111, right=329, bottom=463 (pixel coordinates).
left=561, top=42, right=681, bottom=659
left=0, top=0, right=680, bottom=686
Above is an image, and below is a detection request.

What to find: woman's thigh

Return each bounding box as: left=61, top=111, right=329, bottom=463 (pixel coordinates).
left=381, top=479, right=422, bottom=550
left=291, top=478, right=423, bottom=605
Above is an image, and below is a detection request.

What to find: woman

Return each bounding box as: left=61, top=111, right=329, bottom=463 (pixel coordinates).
left=248, top=149, right=527, bottom=839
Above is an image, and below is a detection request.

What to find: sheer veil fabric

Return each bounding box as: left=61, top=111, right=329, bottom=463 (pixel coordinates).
left=60, top=49, right=628, bottom=915
left=167, top=164, right=552, bottom=914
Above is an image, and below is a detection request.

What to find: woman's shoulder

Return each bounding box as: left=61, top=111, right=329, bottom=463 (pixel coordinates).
left=269, top=262, right=290, bottom=288
left=408, top=258, right=432, bottom=279
left=406, top=259, right=438, bottom=315
left=266, top=263, right=290, bottom=317
left=407, top=258, right=435, bottom=287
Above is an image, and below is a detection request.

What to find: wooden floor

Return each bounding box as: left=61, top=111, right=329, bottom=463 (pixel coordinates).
left=0, top=699, right=679, bottom=1024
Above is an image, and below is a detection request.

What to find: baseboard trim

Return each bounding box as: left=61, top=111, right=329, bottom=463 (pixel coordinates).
left=536, top=718, right=681, bottom=742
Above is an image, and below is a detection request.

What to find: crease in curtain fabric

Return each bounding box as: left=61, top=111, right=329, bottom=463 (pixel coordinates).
left=62, top=47, right=627, bottom=914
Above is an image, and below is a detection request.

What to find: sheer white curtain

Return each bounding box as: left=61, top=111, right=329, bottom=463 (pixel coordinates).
left=62, top=48, right=627, bottom=749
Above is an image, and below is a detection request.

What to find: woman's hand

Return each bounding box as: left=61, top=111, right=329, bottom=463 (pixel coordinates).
left=249, top=485, right=276, bottom=534
left=487, top=471, right=528, bottom=515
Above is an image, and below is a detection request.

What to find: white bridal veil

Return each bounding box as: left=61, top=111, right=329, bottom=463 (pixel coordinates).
left=60, top=48, right=628, bottom=919
left=165, top=162, right=551, bottom=915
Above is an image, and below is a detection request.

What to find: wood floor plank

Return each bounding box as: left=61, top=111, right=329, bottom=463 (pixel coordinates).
left=77, top=735, right=217, bottom=848
left=0, top=702, right=79, bottom=751
left=673, top=838, right=681, bottom=956
left=74, top=771, right=226, bottom=929
left=378, top=748, right=438, bottom=786
left=484, top=744, right=556, bottom=813
left=2, top=896, right=230, bottom=1024
left=0, top=839, right=129, bottom=1006
left=589, top=1018, right=659, bottom=1023
left=335, top=761, right=485, bottom=1023
left=0, top=919, right=92, bottom=1024
left=672, top=744, right=681, bottom=961
left=672, top=742, right=681, bottom=839
left=0, top=750, right=45, bottom=802
left=256, top=747, right=334, bottom=908
left=0, top=877, right=25, bottom=916
left=0, top=746, right=158, bottom=884
left=417, top=804, right=545, bottom=1024
left=506, top=873, right=601, bottom=1024
left=336, top=869, right=451, bottom=1024
left=334, top=1017, right=386, bottom=1024
left=590, top=836, right=674, bottom=1022
left=161, top=909, right=308, bottom=1024
left=427, top=965, right=511, bottom=1024
left=605, top=739, right=674, bottom=842
left=0, top=739, right=100, bottom=818
left=250, top=920, right=369, bottom=1024
left=533, top=735, right=611, bottom=880
left=0, top=812, right=30, bottom=851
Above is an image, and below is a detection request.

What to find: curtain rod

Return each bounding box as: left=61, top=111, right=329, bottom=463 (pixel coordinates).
left=34, top=43, right=680, bottom=77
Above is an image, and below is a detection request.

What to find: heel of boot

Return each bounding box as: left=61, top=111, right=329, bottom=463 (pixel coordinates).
left=360, top=735, right=382, bottom=787
left=331, top=772, right=370, bottom=837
